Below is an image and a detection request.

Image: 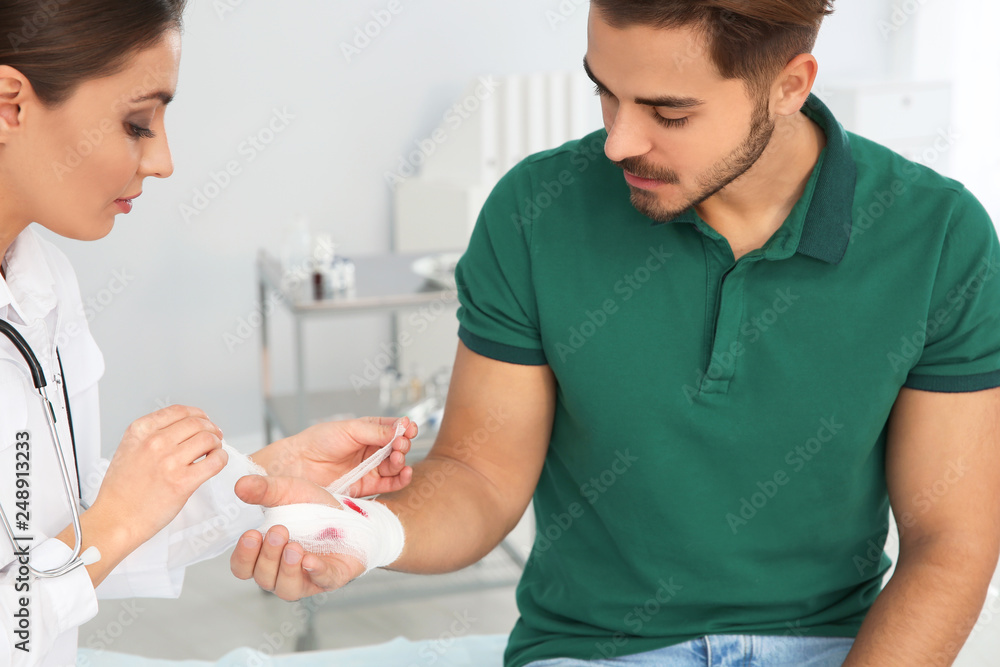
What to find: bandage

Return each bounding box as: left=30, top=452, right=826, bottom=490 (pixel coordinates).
left=225, top=421, right=407, bottom=573
left=257, top=496, right=404, bottom=572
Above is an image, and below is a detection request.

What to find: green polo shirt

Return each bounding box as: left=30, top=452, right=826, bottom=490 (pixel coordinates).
left=454, top=94, right=1000, bottom=667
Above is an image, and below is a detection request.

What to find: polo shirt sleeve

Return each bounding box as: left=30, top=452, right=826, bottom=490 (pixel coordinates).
left=903, top=188, right=1000, bottom=392
left=456, top=165, right=547, bottom=365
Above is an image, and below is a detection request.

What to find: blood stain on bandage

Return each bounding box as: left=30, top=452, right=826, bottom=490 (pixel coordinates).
left=318, top=527, right=343, bottom=540
left=343, top=499, right=368, bottom=517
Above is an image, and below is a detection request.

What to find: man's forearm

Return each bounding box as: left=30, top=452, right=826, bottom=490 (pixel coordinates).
left=371, top=343, right=552, bottom=577
left=379, top=453, right=523, bottom=575
left=843, top=540, right=996, bottom=666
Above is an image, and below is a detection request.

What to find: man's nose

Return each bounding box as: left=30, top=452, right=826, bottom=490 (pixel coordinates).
left=604, top=105, right=654, bottom=164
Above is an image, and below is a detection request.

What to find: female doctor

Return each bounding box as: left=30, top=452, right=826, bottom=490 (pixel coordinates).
left=0, top=1, right=416, bottom=665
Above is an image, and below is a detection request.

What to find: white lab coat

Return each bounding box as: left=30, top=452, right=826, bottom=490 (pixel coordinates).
left=0, top=226, right=264, bottom=667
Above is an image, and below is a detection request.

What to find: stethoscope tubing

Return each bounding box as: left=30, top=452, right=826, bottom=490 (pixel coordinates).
left=0, top=319, right=88, bottom=578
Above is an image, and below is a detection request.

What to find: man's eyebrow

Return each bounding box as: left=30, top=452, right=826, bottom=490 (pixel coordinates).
left=582, top=56, right=704, bottom=110
left=129, top=91, right=174, bottom=105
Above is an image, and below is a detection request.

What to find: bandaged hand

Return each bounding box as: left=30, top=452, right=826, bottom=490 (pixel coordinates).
left=229, top=420, right=409, bottom=599
left=230, top=473, right=405, bottom=601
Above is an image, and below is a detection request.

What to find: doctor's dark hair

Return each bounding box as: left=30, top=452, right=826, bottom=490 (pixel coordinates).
left=0, top=0, right=188, bottom=107
left=590, top=0, right=834, bottom=98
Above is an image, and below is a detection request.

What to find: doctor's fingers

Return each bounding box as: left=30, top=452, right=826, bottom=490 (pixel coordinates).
left=130, top=404, right=214, bottom=436
left=154, top=416, right=224, bottom=460
left=185, top=445, right=229, bottom=487
left=125, top=414, right=221, bottom=456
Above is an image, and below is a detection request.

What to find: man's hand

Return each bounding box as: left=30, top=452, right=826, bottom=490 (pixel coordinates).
left=250, top=416, right=417, bottom=496
left=230, top=475, right=364, bottom=600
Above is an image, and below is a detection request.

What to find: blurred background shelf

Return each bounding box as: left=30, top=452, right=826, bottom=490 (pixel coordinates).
left=256, top=250, right=457, bottom=442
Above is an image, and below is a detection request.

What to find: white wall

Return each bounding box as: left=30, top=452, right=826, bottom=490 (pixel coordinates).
left=943, top=0, right=1000, bottom=216
left=813, top=0, right=896, bottom=81
left=44, top=0, right=941, bottom=453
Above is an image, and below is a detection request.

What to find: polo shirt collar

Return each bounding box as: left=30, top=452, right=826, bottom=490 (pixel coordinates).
left=650, top=93, right=857, bottom=265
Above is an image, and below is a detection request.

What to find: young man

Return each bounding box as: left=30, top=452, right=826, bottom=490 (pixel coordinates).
left=233, top=2, right=1000, bottom=666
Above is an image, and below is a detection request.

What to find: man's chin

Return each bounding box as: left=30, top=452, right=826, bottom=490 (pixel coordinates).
left=629, top=189, right=691, bottom=223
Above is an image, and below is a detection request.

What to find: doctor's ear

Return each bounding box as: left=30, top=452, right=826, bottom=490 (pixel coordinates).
left=0, top=65, right=32, bottom=140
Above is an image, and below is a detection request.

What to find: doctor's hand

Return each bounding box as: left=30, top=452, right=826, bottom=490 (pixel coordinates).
left=249, top=416, right=417, bottom=497
left=56, top=405, right=226, bottom=588
left=230, top=474, right=364, bottom=600
left=93, top=405, right=227, bottom=544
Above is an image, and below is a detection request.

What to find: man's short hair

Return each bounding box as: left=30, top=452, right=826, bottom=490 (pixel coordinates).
left=591, top=0, right=835, bottom=98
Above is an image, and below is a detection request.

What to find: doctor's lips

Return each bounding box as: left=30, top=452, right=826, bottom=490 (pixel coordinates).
left=114, top=191, right=141, bottom=214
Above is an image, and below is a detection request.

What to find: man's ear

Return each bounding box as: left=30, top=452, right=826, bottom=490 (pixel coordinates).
left=0, top=65, right=32, bottom=142
left=771, top=53, right=819, bottom=118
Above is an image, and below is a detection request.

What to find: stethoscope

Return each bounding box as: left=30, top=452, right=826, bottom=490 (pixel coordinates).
left=0, top=319, right=99, bottom=578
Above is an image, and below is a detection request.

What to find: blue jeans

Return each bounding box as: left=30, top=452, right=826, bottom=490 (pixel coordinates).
left=525, top=634, right=855, bottom=666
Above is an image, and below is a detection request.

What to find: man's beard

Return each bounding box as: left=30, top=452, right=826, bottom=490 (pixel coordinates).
left=613, top=95, right=775, bottom=223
